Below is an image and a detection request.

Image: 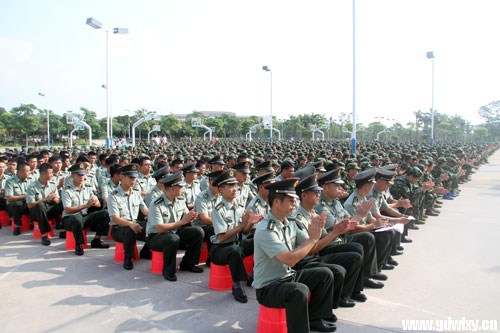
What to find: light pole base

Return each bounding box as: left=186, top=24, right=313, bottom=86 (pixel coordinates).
left=106, top=137, right=112, bottom=148
left=430, top=138, right=434, bottom=147
left=351, top=138, right=357, bottom=154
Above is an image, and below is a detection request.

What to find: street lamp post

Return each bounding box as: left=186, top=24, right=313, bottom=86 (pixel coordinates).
left=262, top=66, right=273, bottom=143
left=351, top=0, right=357, bottom=154
left=86, top=17, right=128, bottom=149
left=426, top=51, right=435, bottom=147
left=38, top=92, right=50, bottom=149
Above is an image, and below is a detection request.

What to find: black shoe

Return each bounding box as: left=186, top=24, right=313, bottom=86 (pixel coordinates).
left=41, top=236, right=51, bottom=246
left=388, top=258, right=399, bottom=266
left=205, top=257, right=211, bottom=267
left=401, top=236, right=413, bottom=243
left=415, top=220, right=425, bottom=225
left=75, top=244, right=84, bottom=256
left=140, top=247, right=152, bottom=260
left=59, top=231, right=66, bottom=239
left=397, top=245, right=404, bottom=251
left=392, top=250, right=404, bottom=256
left=408, top=224, right=419, bottom=230
left=364, top=278, right=384, bottom=289
left=163, top=272, right=177, bottom=282
left=425, top=210, right=439, bottom=217
left=123, top=257, right=133, bottom=270
left=436, top=200, right=443, bottom=204
left=372, top=273, right=388, bottom=281
left=179, top=264, right=204, bottom=273
left=55, top=221, right=63, bottom=230
left=325, top=313, right=337, bottom=323
left=13, top=226, right=21, bottom=236
left=381, top=264, right=395, bottom=270
left=91, top=239, right=110, bottom=249
left=339, top=296, right=356, bottom=307
left=309, top=319, right=337, bottom=332
left=351, top=292, right=367, bottom=302
left=232, top=286, right=248, bottom=303
left=247, top=274, right=254, bottom=287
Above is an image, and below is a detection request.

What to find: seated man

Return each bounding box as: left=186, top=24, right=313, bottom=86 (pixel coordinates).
left=210, top=169, right=262, bottom=303
left=146, top=171, right=204, bottom=282
left=0, top=159, right=8, bottom=229
left=144, top=166, right=169, bottom=207
left=26, top=163, right=64, bottom=246
left=62, top=163, right=110, bottom=256
left=108, top=164, right=150, bottom=270
left=5, top=161, right=31, bottom=235
left=253, top=178, right=336, bottom=333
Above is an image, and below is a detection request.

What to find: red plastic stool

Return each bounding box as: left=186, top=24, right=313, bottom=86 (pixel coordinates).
left=33, top=222, right=42, bottom=239
left=107, top=226, right=113, bottom=240
left=244, top=254, right=254, bottom=275
left=0, top=211, right=9, bottom=226
left=199, top=242, right=208, bottom=263
left=48, top=220, right=55, bottom=238
left=114, top=241, right=139, bottom=263
left=208, top=264, right=233, bottom=291
left=257, top=305, right=287, bottom=333
left=65, top=230, right=88, bottom=250
left=151, top=250, right=164, bottom=274
left=21, top=215, right=31, bottom=232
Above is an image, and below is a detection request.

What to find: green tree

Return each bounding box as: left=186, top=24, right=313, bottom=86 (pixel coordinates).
left=11, top=103, right=39, bottom=147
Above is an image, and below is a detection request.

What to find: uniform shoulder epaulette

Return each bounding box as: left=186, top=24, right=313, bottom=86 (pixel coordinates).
left=215, top=202, right=224, bottom=210
left=177, top=196, right=185, bottom=200
left=321, top=200, right=327, bottom=206
left=133, top=188, right=140, bottom=191
left=64, top=186, right=71, bottom=190
left=154, top=196, right=164, bottom=204
left=267, top=220, right=276, bottom=230
left=254, top=199, right=260, bottom=208
left=111, top=189, right=118, bottom=195
left=296, top=213, right=303, bottom=220
left=353, top=196, right=359, bottom=207
left=313, top=209, right=318, bottom=215
left=203, top=193, right=209, bottom=199
left=85, top=184, right=91, bottom=187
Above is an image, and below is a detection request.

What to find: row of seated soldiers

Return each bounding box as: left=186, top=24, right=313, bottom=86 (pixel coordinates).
left=0, top=142, right=497, bottom=333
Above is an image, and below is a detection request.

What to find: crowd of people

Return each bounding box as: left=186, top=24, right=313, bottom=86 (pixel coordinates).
left=0, top=140, right=497, bottom=333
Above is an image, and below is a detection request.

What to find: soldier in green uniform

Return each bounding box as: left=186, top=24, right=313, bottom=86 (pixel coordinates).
left=5, top=161, right=31, bottom=235
left=0, top=159, right=8, bottom=228
left=234, top=161, right=254, bottom=209
left=200, top=156, right=225, bottom=191
left=274, top=160, right=295, bottom=182
left=253, top=178, right=336, bottom=333
left=97, top=155, right=118, bottom=190
left=26, top=154, right=39, bottom=183
left=316, top=168, right=384, bottom=291
left=6, top=158, right=17, bottom=178
left=341, top=163, right=360, bottom=201
left=48, top=155, right=67, bottom=191
left=101, top=164, right=121, bottom=207
left=62, top=163, right=110, bottom=256
left=249, top=161, right=274, bottom=195
left=192, top=170, right=223, bottom=265
left=146, top=171, right=204, bottom=282
left=135, top=156, right=157, bottom=196
left=181, top=162, right=200, bottom=210
left=245, top=172, right=274, bottom=217
left=108, top=164, right=150, bottom=270
left=210, top=169, right=263, bottom=303
left=144, top=166, right=169, bottom=207
left=26, top=163, right=63, bottom=246
left=344, top=169, right=396, bottom=272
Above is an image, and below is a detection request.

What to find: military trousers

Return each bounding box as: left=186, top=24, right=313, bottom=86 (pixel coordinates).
left=29, top=201, right=64, bottom=234
left=7, top=200, right=29, bottom=227
left=320, top=242, right=364, bottom=296
left=294, top=256, right=345, bottom=309
left=371, top=229, right=396, bottom=269
left=344, top=231, right=379, bottom=277
left=147, top=226, right=204, bottom=275
left=111, top=220, right=147, bottom=260
left=256, top=267, right=334, bottom=333
left=63, top=210, right=110, bottom=245
left=210, top=238, right=253, bottom=282
left=0, top=197, right=6, bottom=211
left=199, top=225, right=215, bottom=255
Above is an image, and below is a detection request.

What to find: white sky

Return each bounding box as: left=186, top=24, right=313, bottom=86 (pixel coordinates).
left=1, top=0, right=499, bottom=127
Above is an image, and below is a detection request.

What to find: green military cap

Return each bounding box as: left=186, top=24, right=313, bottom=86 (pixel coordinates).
left=310, top=160, right=326, bottom=172
left=265, top=178, right=300, bottom=199
left=152, top=165, right=169, bottom=179
left=68, top=162, right=87, bottom=175
left=346, top=162, right=361, bottom=171
left=353, top=168, right=377, bottom=184
left=180, top=162, right=199, bottom=174
left=209, top=155, right=225, bottom=165
left=360, top=161, right=372, bottom=170
left=318, top=168, right=344, bottom=185
left=370, top=154, right=380, bottom=160
left=234, top=161, right=251, bottom=174
left=376, top=168, right=396, bottom=185
left=208, top=170, right=224, bottom=180
left=213, top=169, right=238, bottom=187
left=252, top=172, right=275, bottom=186
left=293, top=165, right=316, bottom=180
left=380, top=163, right=398, bottom=171
left=119, top=164, right=140, bottom=177
left=437, top=157, right=447, bottom=164
left=419, top=159, right=429, bottom=166
left=407, top=167, right=423, bottom=178
left=160, top=171, right=186, bottom=187
left=256, top=160, right=273, bottom=172
left=296, top=174, right=322, bottom=194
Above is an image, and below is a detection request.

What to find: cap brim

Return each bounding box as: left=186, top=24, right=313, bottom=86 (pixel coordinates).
left=72, top=171, right=86, bottom=175
left=334, top=179, right=344, bottom=184
left=123, top=172, right=139, bottom=178
left=237, top=169, right=251, bottom=174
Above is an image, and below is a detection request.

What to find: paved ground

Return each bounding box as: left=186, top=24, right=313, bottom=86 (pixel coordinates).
left=1, top=151, right=500, bottom=332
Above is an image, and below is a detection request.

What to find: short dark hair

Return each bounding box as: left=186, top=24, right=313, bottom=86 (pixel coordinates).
left=139, top=156, right=151, bottom=165
left=17, top=161, right=29, bottom=172
left=39, top=163, right=53, bottom=174
left=99, top=153, right=108, bottom=163
left=268, top=191, right=288, bottom=208
left=110, top=164, right=121, bottom=177
left=26, top=154, right=37, bottom=162
left=61, top=155, right=70, bottom=163
left=48, top=155, right=62, bottom=163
